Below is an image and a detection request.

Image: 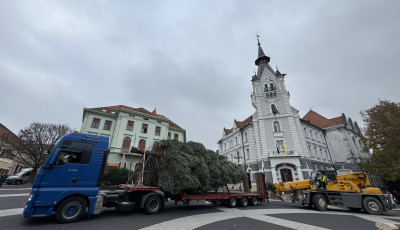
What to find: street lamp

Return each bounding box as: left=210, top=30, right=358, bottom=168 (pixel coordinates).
left=234, top=151, right=242, bottom=166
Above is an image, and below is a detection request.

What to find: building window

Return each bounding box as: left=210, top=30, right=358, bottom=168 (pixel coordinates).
left=174, top=134, right=178, bottom=140
left=245, top=133, right=248, bottom=142
left=246, top=149, right=250, bottom=160
left=103, top=120, right=112, bottom=130
left=310, top=130, right=313, bottom=139
left=141, top=124, right=148, bottom=133
left=315, top=132, right=318, bottom=141
left=91, top=118, right=100, bottom=128
left=304, top=127, right=307, bottom=138
left=308, top=145, right=312, bottom=155
left=235, top=136, right=238, bottom=145
left=320, top=134, right=323, bottom=142
left=224, top=143, right=227, bottom=150
left=319, top=148, right=323, bottom=159
left=167, top=132, right=171, bottom=140
left=314, top=147, right=318, bottom=158
left=271, top=104, right=279, bottom=115
left=126, top=121, right=134, bottom=131
left=153, top=141, right=159, bottom=150
left=138, top=139, right=146, bottom=151
left=155, top=126, right=161, bottom=136
left=122, top=137, right=131, bottom=152
left=276, top=140, right=284, bottom=153
left=273, top=121, right=281, bottom=132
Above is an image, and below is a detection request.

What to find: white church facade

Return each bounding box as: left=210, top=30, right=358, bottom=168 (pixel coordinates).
left=218, top=41, right=369, bottom=183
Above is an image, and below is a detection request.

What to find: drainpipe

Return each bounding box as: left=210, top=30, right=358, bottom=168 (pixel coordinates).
left=240, top=127, right=247, bottom=171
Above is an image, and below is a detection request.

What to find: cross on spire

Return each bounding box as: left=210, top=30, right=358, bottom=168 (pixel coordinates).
left=256, top=34, right=261, bottom=45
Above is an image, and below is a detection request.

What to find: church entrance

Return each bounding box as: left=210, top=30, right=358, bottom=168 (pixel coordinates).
left=280, top=168, right=293, bottom=182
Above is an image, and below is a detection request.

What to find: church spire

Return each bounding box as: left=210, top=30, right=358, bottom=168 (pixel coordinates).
left=254, top=35, right=271, bottom=78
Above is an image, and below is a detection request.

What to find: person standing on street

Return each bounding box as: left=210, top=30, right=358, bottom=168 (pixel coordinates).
left=0, top=174, right=6, bottom=187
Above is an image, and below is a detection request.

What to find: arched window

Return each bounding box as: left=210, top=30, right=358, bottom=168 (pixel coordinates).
left=273, top=121, right=281, bottom=132
left=152, top=141, right=159, bottom=150
left=270, top=83, right=275, bottom=91
left=138, top=139, right=146, bottom=151
left=264, top=84, right=269, bottom=91
left=271, top=104, right=279, bottom=115
left=122, top=137, right=131, bottom=153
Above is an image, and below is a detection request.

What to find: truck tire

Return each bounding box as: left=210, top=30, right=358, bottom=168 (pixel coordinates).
left=55, top=196, right=86, bottom=224
left=249, top=196, right=258, bottom=206
left=362, top=197, right=383, bottom=215
left=227, top=197, right=237, bottom=208
left=239, top=197, right=249, bottom=207
left=144, top=195, right=163, bottom=215
left=312, top=194, right=327, bottom=211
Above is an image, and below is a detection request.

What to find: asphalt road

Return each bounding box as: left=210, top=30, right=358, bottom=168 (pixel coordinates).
left=1, top=184, right=399, bottom=230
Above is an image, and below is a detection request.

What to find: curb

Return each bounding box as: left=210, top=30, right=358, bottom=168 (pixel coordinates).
left=376, top=223, right=400, bottom=230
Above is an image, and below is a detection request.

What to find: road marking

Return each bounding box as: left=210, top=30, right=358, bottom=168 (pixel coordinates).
left=0, top=208, right=24, bottom=217
left=140, top=208, right=330, bottom=230
left=0, top=188, right=32, bottom=191
left=0, top=193, right=28, bottom=198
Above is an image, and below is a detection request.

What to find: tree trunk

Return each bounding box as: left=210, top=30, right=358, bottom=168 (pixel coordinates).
left=28, top=167, right=38, bottom=183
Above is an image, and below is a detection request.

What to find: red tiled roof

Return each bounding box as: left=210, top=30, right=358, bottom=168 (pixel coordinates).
left=235, top=116, right=253, bottom=128
left=224, top=128, right=233, bottom=135
left=0, top=123, right=19, bottom=143
left=90, top=105, right=183, bottom=130
left=302, top=110, right=344, bottom=129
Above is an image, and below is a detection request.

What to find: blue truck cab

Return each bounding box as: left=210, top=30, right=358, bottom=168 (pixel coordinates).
left=23, top=132, right=109, bottom=223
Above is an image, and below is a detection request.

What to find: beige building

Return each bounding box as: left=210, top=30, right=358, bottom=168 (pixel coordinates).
left=80, top=105, right=186, bottom=168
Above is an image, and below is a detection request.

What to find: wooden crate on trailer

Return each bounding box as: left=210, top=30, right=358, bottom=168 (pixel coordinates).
left=243, top=172, right=251, bottom=193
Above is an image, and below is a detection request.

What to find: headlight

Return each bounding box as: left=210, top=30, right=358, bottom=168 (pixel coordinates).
left=27, top=194, right=33, bottom=201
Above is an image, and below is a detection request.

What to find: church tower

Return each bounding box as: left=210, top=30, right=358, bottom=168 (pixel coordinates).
left=250, top=39, right=308, bottom=183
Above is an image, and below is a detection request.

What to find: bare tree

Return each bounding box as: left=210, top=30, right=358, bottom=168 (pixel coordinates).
left=1, top=123, right=72, bottom=182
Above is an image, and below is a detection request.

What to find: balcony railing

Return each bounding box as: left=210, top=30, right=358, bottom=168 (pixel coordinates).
left=268, top=150, right=299, bottom=157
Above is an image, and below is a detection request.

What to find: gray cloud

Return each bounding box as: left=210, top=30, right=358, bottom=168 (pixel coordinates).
left=0, top=0, right=399, bottom=150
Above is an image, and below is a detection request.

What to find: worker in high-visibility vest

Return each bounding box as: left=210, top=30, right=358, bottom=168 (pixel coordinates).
left=321, top=173, right=328, bottom=189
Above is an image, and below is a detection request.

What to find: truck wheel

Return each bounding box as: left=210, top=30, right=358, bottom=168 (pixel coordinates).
left=56, top=196, right=86, bottom=224
left=15, top=180, right=21, bottom=185
left=239, top=197, right=249, bottom=207
left=249, top=196, right=258, bottom=206
left=227, top=197, right=237, bottom=208
left=144, top=195, right=163, bottom=215
left=363, top=197, right=383, bottom=215
left=312, top=194, right=327, bottom=211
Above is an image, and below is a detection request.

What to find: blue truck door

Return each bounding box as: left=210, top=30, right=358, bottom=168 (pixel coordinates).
left=39, top=149, right=83, bottom=187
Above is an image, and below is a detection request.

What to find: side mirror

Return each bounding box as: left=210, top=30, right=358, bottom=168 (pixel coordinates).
left=43, top=164, right=54, bottom=170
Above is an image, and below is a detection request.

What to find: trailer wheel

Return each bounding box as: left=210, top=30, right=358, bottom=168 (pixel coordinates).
left=55, top=196, right=86, bottom=224
left=363, top=197, right=383, bottom=215
left=239, top=197, right=249, bottom=207
left=227, top=197, right=237, bottom=208
left=249, top=196, right=258, bottom=206
left=312, top=194, right=327, bottom=211
left=144, top=195, right=163, bottom=215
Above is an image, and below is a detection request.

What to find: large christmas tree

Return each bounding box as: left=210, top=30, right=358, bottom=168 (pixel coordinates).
left=153, top=140, right=245, bottom=196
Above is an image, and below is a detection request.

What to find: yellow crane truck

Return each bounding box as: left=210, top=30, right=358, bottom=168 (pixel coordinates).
left=275, top=170, right=394, bottom=215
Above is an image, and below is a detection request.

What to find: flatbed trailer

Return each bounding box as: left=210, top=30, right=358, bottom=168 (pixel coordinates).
left=23, top=133, right=268, bottom=223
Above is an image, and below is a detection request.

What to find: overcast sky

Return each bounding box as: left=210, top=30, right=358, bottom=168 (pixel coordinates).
left=1, top=0, right=399, bottom=150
